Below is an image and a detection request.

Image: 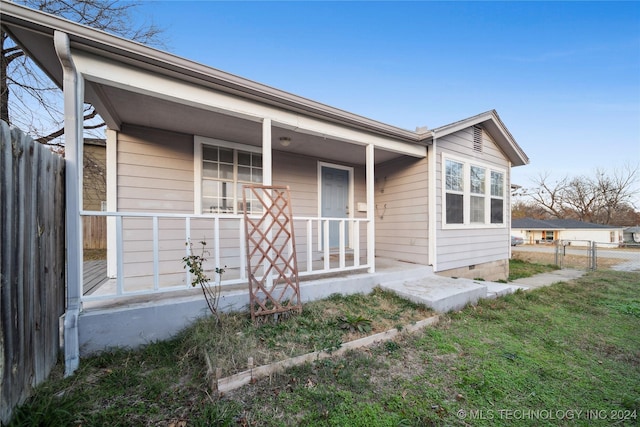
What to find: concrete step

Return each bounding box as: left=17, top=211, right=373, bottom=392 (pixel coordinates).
left=510, top=269, right=585, bottom=290
left=381, top=275, right=529, bottom=312
left=381, top=276, right=488, bottom=313
left=483, top=281, right=526, bottom=299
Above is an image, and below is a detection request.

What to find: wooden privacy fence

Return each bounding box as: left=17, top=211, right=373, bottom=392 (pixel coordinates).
left=0, top=121, right=66, bottom=424
left=83, top=215, right=106, bottom=249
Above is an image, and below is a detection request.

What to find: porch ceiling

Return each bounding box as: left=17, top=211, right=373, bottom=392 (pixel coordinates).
left=96, top=84, right=405, bottom=165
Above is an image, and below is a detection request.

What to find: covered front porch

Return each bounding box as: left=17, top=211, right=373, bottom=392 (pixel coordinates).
left=65, top=41, right=430, bottom=308
left=61, top=57, right=428, bottom=373
left=0, top=3, right=430, bottom=374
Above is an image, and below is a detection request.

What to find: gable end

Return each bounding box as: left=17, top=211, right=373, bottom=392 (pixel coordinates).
left=473, top=126, right=483, bottom=153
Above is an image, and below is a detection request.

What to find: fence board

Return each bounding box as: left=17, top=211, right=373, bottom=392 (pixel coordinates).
left=83, top=215, right=106, bottom=249
left=0, top=121, right=66, bottom=424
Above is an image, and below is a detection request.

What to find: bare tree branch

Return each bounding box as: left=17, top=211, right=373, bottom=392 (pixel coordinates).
left=36, top=106, right=103, bottom=143
left=2, top=0, right=165, bottom=144
left=526, top=172, right=570, bottom=219
left=520, top=165, right=640, bottom=225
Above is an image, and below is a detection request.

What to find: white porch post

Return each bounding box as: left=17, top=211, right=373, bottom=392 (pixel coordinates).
left=55, top=31, right=84, bottom=377
left=262, top=118, right=273, bottom=285
left=366, top=144, right=375, bottom=273
left=428, top=136, right=437, bottom=270
left=262, top=118, right=272, bottom=185
left=106, top=129, right=117, bottom=278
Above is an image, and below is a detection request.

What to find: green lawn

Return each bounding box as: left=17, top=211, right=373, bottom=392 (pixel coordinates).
left=8, top=267, right=639, bottom=426
left=508, top=257, right=559, bottom=280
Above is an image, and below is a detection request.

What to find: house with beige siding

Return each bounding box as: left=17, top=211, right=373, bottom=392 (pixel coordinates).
left=82, top=139, right=107, bottom=250
left=1, top=2, right=529, bottom=373
left=512, top=218, right=624, bottom=246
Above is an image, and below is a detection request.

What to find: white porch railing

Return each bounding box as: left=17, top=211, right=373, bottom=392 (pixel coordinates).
left=80, top=211, right=371, bottom=302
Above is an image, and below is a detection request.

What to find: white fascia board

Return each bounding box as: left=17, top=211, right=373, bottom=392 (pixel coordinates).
left=431, top=110, right=528, bottom=167
left=0, top=3, right=419, bottom=140
left=72, top=50, right=426, bottom=158
left=432, top=111, right=494, bottom=139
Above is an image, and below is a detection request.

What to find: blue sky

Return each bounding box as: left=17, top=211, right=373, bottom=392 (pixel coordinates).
left=136, top=1, right=640, bottom=200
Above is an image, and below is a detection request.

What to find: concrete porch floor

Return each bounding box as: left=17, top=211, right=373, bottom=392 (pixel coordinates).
left=77, top=258, right=572, bottom=356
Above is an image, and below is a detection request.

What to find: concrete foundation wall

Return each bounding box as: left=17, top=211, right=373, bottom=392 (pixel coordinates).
left=436, top=259, right=508, bottom=282
left=78, top=262, right=434, bottom=356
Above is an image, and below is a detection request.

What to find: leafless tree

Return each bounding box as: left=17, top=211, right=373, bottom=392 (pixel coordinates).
left=592, top=165, right=639, bottom=224
left=519, top=164, right=639, bottom=225
left=527, top=172, right=571, bottom=219
left=511, top=199, right=549, bottom=220
left=1, top=0, right=164, bottom=145
left=83, top=145, right=106, bottom=209
left=563, top=176, right=599, bottom=222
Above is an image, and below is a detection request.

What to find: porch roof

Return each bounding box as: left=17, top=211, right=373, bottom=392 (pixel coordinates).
left=2, top=2, right=424, bottom=147
left=2, top=1, right=529, bottom=167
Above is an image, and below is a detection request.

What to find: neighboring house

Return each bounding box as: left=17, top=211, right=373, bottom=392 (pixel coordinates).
left=83, top=138, right=106, bottom=211
left=512, top=218, right=624, bottom=246
left=2, top=3, right=528, bottom=370
left=623, top=226, right=640, bottom=244
left=83, top=139, right=107, bottom=249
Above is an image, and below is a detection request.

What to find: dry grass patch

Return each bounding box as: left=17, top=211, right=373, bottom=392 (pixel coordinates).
left=187, top=288, right=434, bottom=377
left=511, top=248, right=622, bottom=269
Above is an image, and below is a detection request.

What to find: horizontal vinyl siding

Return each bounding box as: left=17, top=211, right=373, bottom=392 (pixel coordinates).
left=111, top=144, right=369, bottom=291
left=272, top=151, right=319, bottom=216
left=437, top=229, right=509, bottom=269
left=436, top=127, right=510, bottom=271
left=118, top=125, right=194, bottom=213
left=375, top=156, right=429, bottom=264
left=565, top=230, right=610, bottom=242
left=114, top=126, right=195, bottom=290
left=558, top=229, right=617, bottom=244
left=273, top=151, right=368, bottom=261
left=272, top=151, right=367, bottom=219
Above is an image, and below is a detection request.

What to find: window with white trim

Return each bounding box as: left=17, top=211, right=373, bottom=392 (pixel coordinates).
left=470, top=165, right=485, bottom=223
left=196, top=138, right=263, bottom=214
left=443, top=155, right=506, bottom=227
left=445, top=159, right=464, bottom=224
left=490, top=171, right=504, bottom=223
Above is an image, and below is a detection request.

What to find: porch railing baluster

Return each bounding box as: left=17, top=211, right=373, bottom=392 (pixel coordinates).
left=80, top=212, right=371, bottom=302
left=323, top=219, right=330, bottom=270
left=152, top=216, right=159, bottom=291
left=116, top=215, right=124, bottom=295
left=339, top=219, right=345, bottom=268
left=185, top=216, right=191, bottom=288
left=353, top=222, right=360, bottom=268
left=239, top=217, right=246, bottom=280
left=214, top=216, right=220, bottom=282
left=306, top=219, right=313, bottom=273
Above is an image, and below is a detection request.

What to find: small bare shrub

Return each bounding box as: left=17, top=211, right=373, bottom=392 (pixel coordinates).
left=182, top=240, right=225, bottom=325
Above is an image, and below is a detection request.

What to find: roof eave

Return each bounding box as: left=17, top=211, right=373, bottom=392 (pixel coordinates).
left=1, top=1, right=424, bottom=143
left=425, top=110, right=529, bottom=166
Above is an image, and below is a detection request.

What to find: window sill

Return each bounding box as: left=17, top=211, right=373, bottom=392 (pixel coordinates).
left=441, top=223, right=506, bottom=230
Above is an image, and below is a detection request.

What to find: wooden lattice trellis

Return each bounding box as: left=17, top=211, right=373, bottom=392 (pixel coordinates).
left=243, top=185, right=302, bottom=321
